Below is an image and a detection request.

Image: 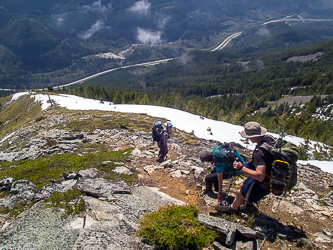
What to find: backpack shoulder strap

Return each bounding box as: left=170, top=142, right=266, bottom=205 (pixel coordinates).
left=258, top=135, right=276, bottom=152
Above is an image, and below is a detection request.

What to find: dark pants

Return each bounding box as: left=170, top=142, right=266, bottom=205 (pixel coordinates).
left=240, top=177, right=270, bottom=203
left=205, top=168, right=233, bottom=191
left=158, top=144, right=167, bottom=160
left=205, top=172, right=219, bottom=191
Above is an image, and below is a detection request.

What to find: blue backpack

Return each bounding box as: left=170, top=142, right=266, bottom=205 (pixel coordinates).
left=212, top=144, right=243, bottom=177
left=152, top=121, right=163, bottom=142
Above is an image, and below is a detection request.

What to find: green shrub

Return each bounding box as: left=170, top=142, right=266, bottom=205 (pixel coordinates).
left=43, top=139, right=57, bottom=148
left=35, top=116, right=47, bottom=122
left=136, top=204, right=217, bottom=250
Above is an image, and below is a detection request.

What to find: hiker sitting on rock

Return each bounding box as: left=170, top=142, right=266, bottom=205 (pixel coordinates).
left=200, top=144, right=245, bottom=205
left=156, top=121, right=172, bottom=163
left=215, top=122, right=273, bottom=215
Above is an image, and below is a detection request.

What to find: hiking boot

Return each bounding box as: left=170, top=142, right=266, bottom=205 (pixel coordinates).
left=215, top=205, right=238, bottom=215
left=156, top=157, right=164, bottom=163
left=239, top=203, right=259, bottom=214
left=201, top=184, right=213, bottom=196
left=201, top=189, right=212, bottom=196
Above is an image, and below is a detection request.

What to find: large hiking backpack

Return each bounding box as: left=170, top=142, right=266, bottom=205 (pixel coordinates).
left=152, top=121, right=163, bottom=143
left=260, top=133, right=299, bottom=196
left=212, top=143, right=243, bottom=178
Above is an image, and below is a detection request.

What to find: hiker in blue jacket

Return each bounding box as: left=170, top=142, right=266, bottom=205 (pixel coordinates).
left=157, top=122, right=172, bottom=163
left=200, top=144, right=245, bottom=205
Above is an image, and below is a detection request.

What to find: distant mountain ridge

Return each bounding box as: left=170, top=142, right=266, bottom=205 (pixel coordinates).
left=0, top=0, right=333, bottom=90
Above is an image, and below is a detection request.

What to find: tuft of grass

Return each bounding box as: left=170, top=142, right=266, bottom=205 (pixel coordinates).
left=35, top=116, right=47, bottom=122
left=303, top=180, right=331, bottom=199
left=60, top=115, right=153, bottom=133
left=0, top=190, right=10, bottom=199
left=180, top=136, right=197, bottom=145
left=246, top=215, right=255, bottom=227
left=45, top=188, right=86, bottom=219
left=43, top=139, right=57, bottom=148
left=136, top=204, right=217, bottom=250
left=0, top=148, right=135, bottom=187
left=0, top=199, right=34, bottom=217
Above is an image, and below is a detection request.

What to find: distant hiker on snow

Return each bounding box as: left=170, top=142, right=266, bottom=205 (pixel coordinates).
left=200, top=143, right=245, bottom=205
left=215, top=121, right=273, bottom=215
left=152, top=121, right=173, bottom=163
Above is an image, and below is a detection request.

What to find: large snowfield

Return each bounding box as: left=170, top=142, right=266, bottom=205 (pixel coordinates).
left=8, top=92, right=333, bottom=174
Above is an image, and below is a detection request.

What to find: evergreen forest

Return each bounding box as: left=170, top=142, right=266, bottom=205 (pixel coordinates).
left=1, top=0, right=333, bottom=89
left=43, top=39, right=333, bottom=158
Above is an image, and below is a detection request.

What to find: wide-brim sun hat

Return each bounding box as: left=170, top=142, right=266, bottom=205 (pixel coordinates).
left=240, top=121, right=267, bottom=138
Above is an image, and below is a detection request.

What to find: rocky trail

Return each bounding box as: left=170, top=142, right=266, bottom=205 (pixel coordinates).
left=0, top=106, right=333, bottom=249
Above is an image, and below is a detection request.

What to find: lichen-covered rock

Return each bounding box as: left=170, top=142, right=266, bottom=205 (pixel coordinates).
left=0, top=201, right=79, bottom=249
left=77, top=178, right=131, bottom=198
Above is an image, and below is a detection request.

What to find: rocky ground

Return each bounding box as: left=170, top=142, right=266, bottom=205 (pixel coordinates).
left=0, top=103, right=333, bottom=249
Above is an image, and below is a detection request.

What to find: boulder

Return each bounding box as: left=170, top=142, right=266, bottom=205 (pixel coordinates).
left=77, top=178, right=131, bottom=198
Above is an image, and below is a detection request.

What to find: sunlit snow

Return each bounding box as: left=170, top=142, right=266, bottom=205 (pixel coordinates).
left=8, top=92, right=333, bottom=174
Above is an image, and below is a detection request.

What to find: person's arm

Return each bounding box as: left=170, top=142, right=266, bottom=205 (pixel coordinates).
left=217, top=172, right=223, bottom=203
left=233, top=161, right=266, bottom=182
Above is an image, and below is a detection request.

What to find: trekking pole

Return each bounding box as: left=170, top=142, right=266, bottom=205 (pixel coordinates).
left=274, top=132, right=287, bottom=152
left=221, top=157, right=239, bottom=206
left=226, top=158, right=239, bottom=194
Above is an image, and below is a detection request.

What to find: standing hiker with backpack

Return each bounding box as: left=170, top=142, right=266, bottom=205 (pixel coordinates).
left=200, top=143, right=245, bottom=205
left=152, top=121, right=172, bottom=163
left=215, top=122, right=273, bottom=215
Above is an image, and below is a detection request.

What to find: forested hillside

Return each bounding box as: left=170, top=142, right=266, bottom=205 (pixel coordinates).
left=0, top=0, right=333, bottom=89
left=52, top=39, right=333, bottom=152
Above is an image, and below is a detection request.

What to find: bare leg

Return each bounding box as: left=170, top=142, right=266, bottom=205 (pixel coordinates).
left=232, top=189, right=245, bottom=209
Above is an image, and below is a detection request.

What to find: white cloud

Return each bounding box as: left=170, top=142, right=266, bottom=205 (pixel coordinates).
left=57, top=16, right=65, bottom=26
left=157, top=15, right=170, bottom=29
left=179, top=53, right=192, bottom=65
left=52, top=14, right=66, bottom=26
left=256, top=27, right=270, bottom=36
left=82, top=0, right=112, bottom=13
left=137, top=27, right=162, bottom=45
left=129, top=0, right=151, bottom=14
left=57, top=15, right=65, bottom=26
left=78, top=20, right=105, bottom=40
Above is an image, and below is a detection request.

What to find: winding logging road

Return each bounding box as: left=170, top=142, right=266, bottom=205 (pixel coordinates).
left=0, top=16, right=330, bottom=91
left=57, top=16, right=333, bottom=89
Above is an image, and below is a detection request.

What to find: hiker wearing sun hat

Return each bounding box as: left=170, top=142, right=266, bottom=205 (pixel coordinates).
left=215, top=121, right=273, bottom=215
left=239, top=121, right=267, bottom=138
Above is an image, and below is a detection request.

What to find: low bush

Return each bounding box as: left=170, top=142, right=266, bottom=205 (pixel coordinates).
left=136, top=204, right=217, bottom=250
left=35, top=116, right=47, bottom=122
left=43, top=139, right=57, bottom=148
